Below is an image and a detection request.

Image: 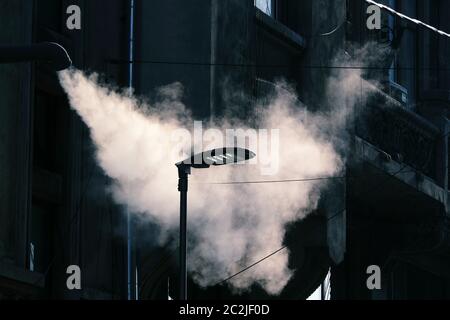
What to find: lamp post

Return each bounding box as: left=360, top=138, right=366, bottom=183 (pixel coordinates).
left=175, top=147, right=256, bottom=300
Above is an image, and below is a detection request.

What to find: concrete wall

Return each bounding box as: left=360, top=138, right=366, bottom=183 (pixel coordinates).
left=0, top=0, right=130, bottom=299
left=0, top=0, right=34, bottom=269
left=135, top=0, right=212, bottom=119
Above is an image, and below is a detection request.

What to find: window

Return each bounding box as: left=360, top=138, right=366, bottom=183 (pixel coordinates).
left=29, top=204, right=54, bottom=273
left=307, top=269, right=331, bottom=300
left=255, top=0, right=273, bottom=17
left=386, top=0, right=417, bottom=107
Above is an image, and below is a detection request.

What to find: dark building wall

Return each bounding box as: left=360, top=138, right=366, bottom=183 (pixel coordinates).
left=298, top=0, right=346, bottom=109
left=0, top=0, right=34, bottom=275
left=330, top=0, right=450, bottom=300
left=134, top=0, right=212, bottom=119
left=212, top=0, right=254, bottom=119
left=1, top=0, right=450, bottom=300
left=0, top=0, right=130, bottom=299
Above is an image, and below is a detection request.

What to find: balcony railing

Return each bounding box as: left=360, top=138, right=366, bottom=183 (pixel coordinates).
left=356, top=86, right=441, bottom=182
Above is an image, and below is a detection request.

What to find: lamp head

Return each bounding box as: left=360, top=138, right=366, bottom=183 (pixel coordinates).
left=176, top=147, right=256, bottom=169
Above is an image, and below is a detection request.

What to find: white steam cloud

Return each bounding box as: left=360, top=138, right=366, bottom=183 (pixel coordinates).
left=58, top=44, right=380, bottom=295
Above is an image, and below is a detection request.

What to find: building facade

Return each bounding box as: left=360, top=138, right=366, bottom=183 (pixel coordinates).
left=0, top=0, right=449, bottom=299
left=0, top=0, right=130, bottom=299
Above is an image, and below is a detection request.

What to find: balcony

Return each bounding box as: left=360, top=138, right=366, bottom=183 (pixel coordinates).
left=418, top=90, right=450, bottom=190
left=350, top=86, right=449, bottom=261
left=355, top=84, right=443, bottom=185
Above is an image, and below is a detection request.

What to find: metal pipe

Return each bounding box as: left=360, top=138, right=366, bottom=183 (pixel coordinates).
left=179, top=183, right=187, bottom=300
left=177, top=164, right=190, bottom=300
left=127, top=0, right=136, bottom=301
left=0, top=42, right=72, bottom=71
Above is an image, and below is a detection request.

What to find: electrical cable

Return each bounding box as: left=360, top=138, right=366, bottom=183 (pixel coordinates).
left=212, top=163, right=411, bottom=286
left=191, top=167, right=419, bottom=185
left=366, top=0, right=450, bottom=39
left=192, top=176, right=346, bottom=185
left=107, top=59, right=450, bottom=72
left=213, top=119, right=449, bottom=285
left=212, top=63, right=450, bottom=287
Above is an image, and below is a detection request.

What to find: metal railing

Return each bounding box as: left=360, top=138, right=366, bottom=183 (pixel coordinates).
left=356, top=85, right=441, bottom=182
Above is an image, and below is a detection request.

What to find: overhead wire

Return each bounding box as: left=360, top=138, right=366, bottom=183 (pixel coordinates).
left=213, top=163, right=411, bottom=287
left=212, top=116, right=450, bottom=286
left=107, top=59, right=450, bottom=72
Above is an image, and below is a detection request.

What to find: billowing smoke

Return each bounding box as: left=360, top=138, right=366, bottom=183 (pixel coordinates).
left=58, top=43, right=382, bottom=295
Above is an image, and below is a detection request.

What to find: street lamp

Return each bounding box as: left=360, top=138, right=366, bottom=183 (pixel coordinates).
left=175, top=147, right=256, bottom=300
